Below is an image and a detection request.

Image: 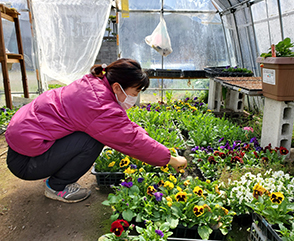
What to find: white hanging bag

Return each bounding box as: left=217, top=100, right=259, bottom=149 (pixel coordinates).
left=145, top=15, right=173, bottom=57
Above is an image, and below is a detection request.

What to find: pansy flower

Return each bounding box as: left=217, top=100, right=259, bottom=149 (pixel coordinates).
left=154, top=192, right=163, bottom=201
left=158, top=180, right=164, bottom=187
left=124, top=166, right=136, bottom=174
left=208, top=156, right=217, bottom=164
left=155, top=229, right=164, bottom=238
left=119, top=157, right=130, bottom=167
left=164, top=181, right=174, bottom=190
left=137, top=177, right=144, bottom=183
left=261, top=157, right=269, bottom=165
left=279, top=146, right=289, bottom=155
left=121, top=181, right=133, bottom=188
left=253, top=183, right=269, bottom=199
left=108, top=161, right=115, bottom=167
left=184, top=180, right=190, bottom=186
left=169, top=174, right=177, bottom=183
left=147, top=186, right=156, bottom=196
left=193, top=186, right=204, bottom=196
left=175, top=191, right=187, bottom=202
left=193, top=205, right=204, bottom=217
left=161, top=164, right=169, bottom=172
left=219, top=152, right=226, bottom=159
left=270, top=192, right=284, bottom=204
left=110, top=219, right=129, bottom=237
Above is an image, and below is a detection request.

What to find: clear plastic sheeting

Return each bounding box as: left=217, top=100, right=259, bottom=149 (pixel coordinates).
left=31, top=0, right=111, bottom=86
left=164, top=0, right=216, bottom=11
left=119, top=11, right=228, bottom=70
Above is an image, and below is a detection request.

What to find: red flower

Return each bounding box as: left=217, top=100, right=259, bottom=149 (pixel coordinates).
left=261, top=157, right=269, bottom=164
left=279, top=146, right=289, bottom=155
left=208, top=156, right=217, bottom=164
left=213, top=151, right=220, bottom=156
left=242, top=144, right=250, bottom=151
left=219, top=152, right=226, bottom=159
left=110, top=221, right=124, bottom=237
left=110, top=220, right=129, bottom=237
left=231, top=156, right=243, bottom=164
left=253, top=151, right=259, bottom=158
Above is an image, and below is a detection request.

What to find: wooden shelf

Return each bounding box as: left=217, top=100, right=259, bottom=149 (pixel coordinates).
left=0, top=4, right=29, bottom=109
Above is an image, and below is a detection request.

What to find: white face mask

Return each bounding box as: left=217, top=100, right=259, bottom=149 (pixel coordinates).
left=115, top=84, right=138, bottom=110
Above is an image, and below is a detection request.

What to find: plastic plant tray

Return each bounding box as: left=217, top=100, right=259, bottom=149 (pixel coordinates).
left=91, top=165, right=125, bottom=187
left=156, top=69, right=182, bottom=77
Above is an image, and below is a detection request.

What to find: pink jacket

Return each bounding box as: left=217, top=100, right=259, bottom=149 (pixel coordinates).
left=5, top=74, right=170, bottom=166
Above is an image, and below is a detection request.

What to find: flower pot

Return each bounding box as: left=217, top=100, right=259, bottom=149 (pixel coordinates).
left=257, top=57, right=294, bottom=101
left=91, top=165, right=125, bottom=187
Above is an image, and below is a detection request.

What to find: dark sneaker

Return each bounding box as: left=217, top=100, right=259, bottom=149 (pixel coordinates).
left=44, top=179, right=91, bottom=203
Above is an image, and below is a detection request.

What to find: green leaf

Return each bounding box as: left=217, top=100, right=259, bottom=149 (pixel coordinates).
left=122, top=209, right=134, bottom=222
left=102, top=200, right=110, bottom=206
left=170, top=218, right=179, bottom=229
left=198, top=225, right=213, bottom=240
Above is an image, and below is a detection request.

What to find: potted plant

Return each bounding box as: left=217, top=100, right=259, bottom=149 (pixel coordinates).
left=257, top=37, right=294, bottom=101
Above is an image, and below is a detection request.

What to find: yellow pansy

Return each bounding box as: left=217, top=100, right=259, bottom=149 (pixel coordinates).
left=184, top=180, right=190, bottom=186
left=124, top=166, right=136, bottom=174
left=108, top=161, right=115, bottom=167
left=164, top=181, right=174, bottom=190
left=169, top=175, right=177, bottom=183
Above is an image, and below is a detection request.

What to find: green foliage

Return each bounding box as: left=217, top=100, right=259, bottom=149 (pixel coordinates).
left=260, top=37, right=294, bottom=57
left=222, top=66, right=253, bottom=73
left=0, top=106, right=19, bottom=132
left=133, top=221, right=173, bottom=241
left=48, top=83, right=66, bottom=90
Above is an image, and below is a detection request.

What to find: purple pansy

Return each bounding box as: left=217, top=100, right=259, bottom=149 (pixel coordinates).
left=137, top=177, right=144, bottom=183
left=121, top=181, right=133, bottom=188
left=154, top=192, right=163, bottom=201
left=155, top=229, right=164, bottom=238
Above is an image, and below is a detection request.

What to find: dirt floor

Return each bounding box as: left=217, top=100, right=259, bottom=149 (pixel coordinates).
left=0, top=134, right=113, bottom=241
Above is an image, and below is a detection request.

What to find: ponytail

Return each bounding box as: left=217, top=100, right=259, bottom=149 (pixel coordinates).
left=90, top=64, right=106, bottom=78
left=90, top=58, right=149, bottom=92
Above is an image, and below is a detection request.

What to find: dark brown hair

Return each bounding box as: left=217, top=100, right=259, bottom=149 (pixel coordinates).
left=90, top=58, right=149, bottom=91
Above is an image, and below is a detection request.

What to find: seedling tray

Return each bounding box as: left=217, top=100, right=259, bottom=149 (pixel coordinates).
left=183, top=70, right=206, bottom=78
left=91, top=165, right=125, bottom=187
left=156, top=69, right=182, bottom=77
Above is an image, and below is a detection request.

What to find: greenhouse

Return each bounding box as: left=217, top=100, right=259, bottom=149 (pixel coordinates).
left=0, top=0, right=294, bottom=240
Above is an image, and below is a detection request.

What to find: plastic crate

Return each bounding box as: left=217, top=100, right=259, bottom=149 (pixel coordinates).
left=156, top=69, right=182, bottom=77
left=91, top=166, right=125, bottom=187
left=248, top=222, right=267, bottom=241
left=252, top=213, right=282, bottom=241
left=143, top=68, right=155, bottom=77
left=183, top=70, right=206, bottom=78
left=171, top=224, right=225, bottom=240
left=204, top=66, right=254, bottom=78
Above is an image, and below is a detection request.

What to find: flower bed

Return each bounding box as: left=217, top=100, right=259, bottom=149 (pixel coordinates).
left=97, top=96, right=294, bottom=240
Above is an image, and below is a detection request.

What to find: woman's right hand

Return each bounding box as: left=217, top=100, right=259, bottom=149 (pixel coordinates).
left=168, top=156, right=187, bottom=173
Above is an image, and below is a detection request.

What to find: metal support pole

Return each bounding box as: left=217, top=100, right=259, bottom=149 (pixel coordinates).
left=26, top=0, right=43, bottom=94
left=277, top=0, right=284, bottom=40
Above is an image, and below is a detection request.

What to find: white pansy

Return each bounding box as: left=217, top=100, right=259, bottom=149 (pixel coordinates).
left=284, top=173, right=290, bottom=180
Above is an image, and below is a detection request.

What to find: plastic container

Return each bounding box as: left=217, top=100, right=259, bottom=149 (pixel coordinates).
left=248, top=222, right=267, bottom=241
left=156, top=69, right=182, bottom=77
left=171, top=224, right=225, bottom=240
left=183, top=70, right=206, bottom=78
left=143, top=68, right=155, bottom=77
left=204, top=66, right=254, bottom=78
left=252, top=213, right=282, bottom=241
left=257, top=57, right=294, bottom=101
left=91, top=165, right=125, bottom=187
